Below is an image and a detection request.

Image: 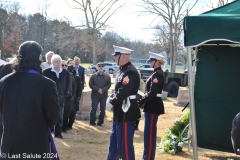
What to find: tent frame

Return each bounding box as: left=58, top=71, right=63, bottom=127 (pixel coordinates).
left=186, top=41, right=240, bottom=159
left=187, top=46, right=198, bottom=159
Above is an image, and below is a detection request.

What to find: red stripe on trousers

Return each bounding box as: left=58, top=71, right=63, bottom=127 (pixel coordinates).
left=124, top=123, right=129, bottom=160
left=148, top=114, right=154, bottom=160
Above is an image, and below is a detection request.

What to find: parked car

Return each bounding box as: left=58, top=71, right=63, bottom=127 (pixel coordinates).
left=89, top=62, right=118, bottom=74
left=137, top=64, right=153, bottom=71
left=137, top=64, right=188, bottom=97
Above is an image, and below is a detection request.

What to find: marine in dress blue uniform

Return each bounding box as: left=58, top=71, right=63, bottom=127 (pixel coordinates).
left=107, top=45, right=140, bottom=160
left=139, top=52, right=165, bottom=160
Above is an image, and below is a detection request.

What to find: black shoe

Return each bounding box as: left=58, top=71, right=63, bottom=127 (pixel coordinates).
left=55, top=134, right=63, bottom=139
left=97, top=123, right=103, bottom=126
left=62, top=129, right=67, bottom=133
left=90, top=123, right=96, bottom=126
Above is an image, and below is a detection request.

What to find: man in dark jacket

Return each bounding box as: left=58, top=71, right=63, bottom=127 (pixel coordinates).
left=107, top=45, right=140, bottom=160
left=43, top=54, right=70, bottom=139
left=62, top=64, right=76, bottom=132
left=89, top=62, right=111, bottom=126
left=74, top=56, right=85, bottom=90
left=66, top=59, right=82, bottom=130
left=0, top=41, right=60, bottom=159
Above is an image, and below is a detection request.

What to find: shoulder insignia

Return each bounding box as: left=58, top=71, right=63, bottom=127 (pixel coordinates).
left=153, top=78, right=158, bottom=84
left=122, top=75, right=130, bottom=85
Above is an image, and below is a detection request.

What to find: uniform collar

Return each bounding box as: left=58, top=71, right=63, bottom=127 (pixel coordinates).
left=120, top=61, right=131, bottom=70
left=154, top=66, right=162, bottom=72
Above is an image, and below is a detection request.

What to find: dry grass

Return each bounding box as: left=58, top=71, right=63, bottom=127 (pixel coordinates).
left=54, top=97, right=239, bottom=160
left=53, top=74, right=240, bottom=160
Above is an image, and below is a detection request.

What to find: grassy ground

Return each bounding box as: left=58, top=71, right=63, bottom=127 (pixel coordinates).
left=53, top=74, right=239, bottom=160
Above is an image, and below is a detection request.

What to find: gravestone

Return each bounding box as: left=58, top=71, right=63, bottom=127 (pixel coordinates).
left=76, top=89, right=100, bottom=120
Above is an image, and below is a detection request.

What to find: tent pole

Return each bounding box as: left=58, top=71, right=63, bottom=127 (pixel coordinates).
left=187, top=47, right=198, bottom=160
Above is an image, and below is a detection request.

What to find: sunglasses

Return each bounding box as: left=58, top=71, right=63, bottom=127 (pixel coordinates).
left=62, top=64, right=67, bottom=67
left=98, top=65, right=104, bottom=67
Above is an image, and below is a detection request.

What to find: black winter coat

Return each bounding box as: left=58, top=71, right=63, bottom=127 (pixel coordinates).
left=73, top=76, right=82, bottom=111
left=0, top=72, right=60, bottom=157
left=139, top=67, right=165, bottom=114
left=43, top=68, right=70, bottom=100
left=0, top=62, right=13, bottom=142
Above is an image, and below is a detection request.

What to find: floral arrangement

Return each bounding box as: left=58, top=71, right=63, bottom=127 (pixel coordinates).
left=159, top=108, right=190, bottom=154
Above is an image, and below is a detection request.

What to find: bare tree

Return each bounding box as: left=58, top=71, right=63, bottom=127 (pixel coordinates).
left=0, top=8, right=7, bottom=58
left=137, top=0, right=198, bottom=72
left=205, top=0, right=233, bottom=9
left=67, top=0, right=125, bottom=64
left=37, top=0, right=50, bottom=49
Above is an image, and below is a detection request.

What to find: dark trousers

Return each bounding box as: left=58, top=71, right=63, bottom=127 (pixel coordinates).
left=55, top=106, right=64, bottom=136
left=55, top=96, right=65, bottom=136
left=68, top=111, right=77, bottom=128
left=62, top=99, right=73, bottom=131
left=90, top=97, right=107, bottom=124
left=142, top=113, right=159, bottom=160
left=107, top=121, right=135, bottom=160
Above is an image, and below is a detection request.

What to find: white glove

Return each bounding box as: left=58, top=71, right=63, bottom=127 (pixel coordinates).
left=106, top=95, right=114, bottom=112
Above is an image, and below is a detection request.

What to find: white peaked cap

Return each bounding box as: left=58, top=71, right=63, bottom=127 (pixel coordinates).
left=148, top=52, right=165, bottom=62
left=112, top=45, right=133, bottom=56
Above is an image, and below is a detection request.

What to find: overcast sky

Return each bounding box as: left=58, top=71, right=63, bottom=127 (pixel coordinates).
left=15, top=0, right=231, bottom=43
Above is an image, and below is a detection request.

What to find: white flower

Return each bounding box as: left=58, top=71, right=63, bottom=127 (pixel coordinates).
left=169, top=149, right=176, bottom=154
left=178, top=142, right=184, bottom=147
left=174, top=118, right=180, bottom=125
left=171, top=134, right=177, bottom=139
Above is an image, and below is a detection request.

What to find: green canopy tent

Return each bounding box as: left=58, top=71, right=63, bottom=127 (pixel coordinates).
left=184, top=0, right=240, bottom=159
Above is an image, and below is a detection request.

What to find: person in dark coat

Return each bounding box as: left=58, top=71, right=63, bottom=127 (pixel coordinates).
left=66, top=59, right=82, bottom=130
left=0, top=59, right=16, bottom=145
left=0, top=41, right=60, bottom=158
left=138, top=52, right=165, bottom=160
left=74, top=56, right=85, bottom=90
left=43, top=54, right=70, bottom=139
left=0, top=62, right=13, bottom=79
left=61, top=60, right=76, bottom=132
left=62, top=62, right=76, bottom=132
left=107, top=45, right=140, bottom=160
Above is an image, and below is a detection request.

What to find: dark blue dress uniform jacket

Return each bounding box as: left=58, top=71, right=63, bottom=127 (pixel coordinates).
left=110, top=62, right=141, bottom=123
left=139, top=67, right=165, bottom=114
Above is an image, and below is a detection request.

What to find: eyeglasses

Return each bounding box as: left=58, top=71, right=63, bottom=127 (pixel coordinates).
left=98, top=65, right=104, bottom=67
left=62, top=64, right=67, bottom=67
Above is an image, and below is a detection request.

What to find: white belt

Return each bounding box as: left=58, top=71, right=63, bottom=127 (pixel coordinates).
left=132, top=94, right=161, bottom=98
left=129, top=95, right=136, bottom=99
left=144, top=93, right=162, bottom=97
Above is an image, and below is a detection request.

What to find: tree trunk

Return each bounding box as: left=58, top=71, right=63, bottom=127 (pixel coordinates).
left=92, top=34, right=97, bottom=64
left=0, top=25, right=2, bottom=59
left=169, top=24, right=174, bottom=72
